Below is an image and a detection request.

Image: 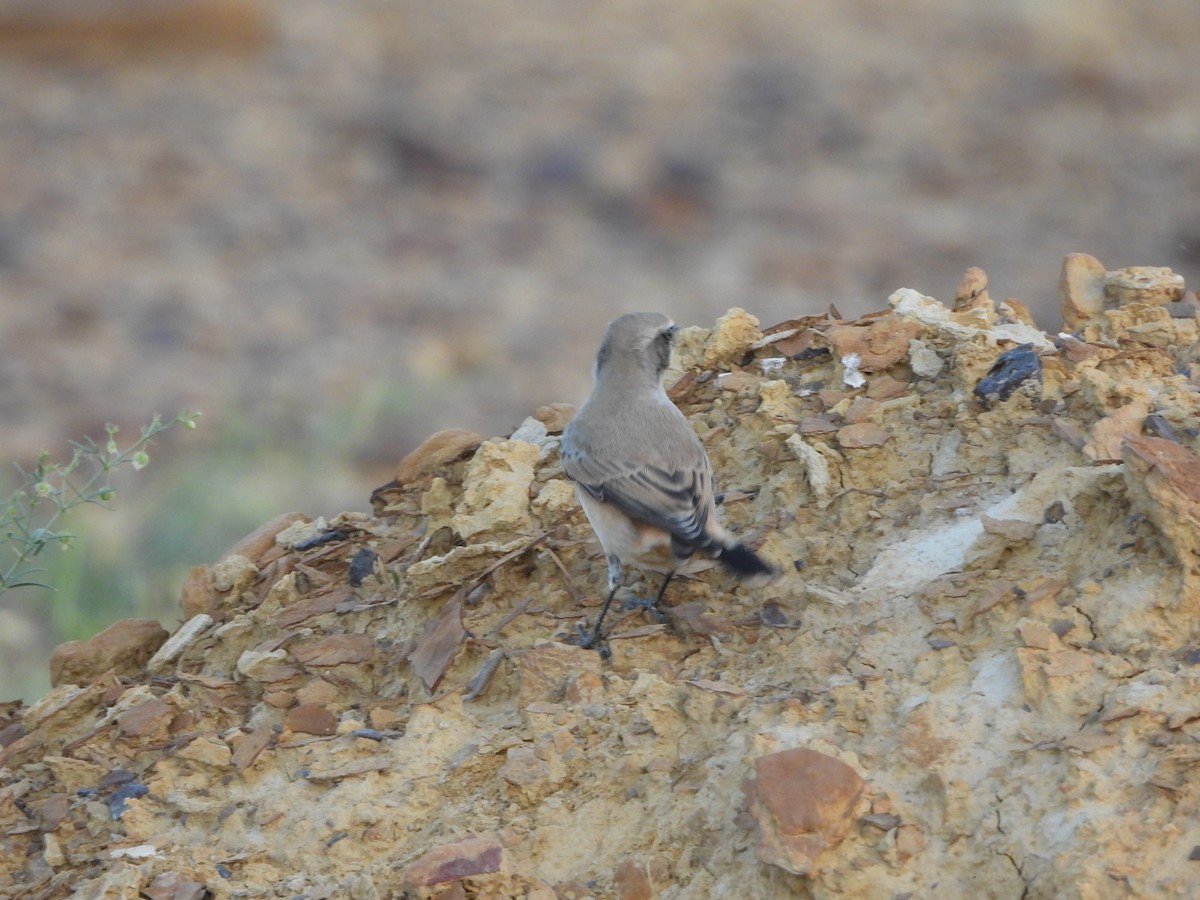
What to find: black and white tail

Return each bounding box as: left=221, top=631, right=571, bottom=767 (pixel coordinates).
left=716, top=542, right=775, bottom=577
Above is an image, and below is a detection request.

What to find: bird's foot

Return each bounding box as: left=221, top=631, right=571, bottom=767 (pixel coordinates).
left=620, top=595, right=669, bottom=624
left=572, top=621, right=611, bottom=658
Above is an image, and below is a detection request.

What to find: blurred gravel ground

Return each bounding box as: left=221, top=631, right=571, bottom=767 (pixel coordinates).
left=1, top=0, right=1198, bottom=456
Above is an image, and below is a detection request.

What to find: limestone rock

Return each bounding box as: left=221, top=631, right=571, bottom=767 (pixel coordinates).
left=533, top=402, right=575, bottom=433
left=531, top=478, right=576, bottom=519
left=403, top=538, right=529, bottom=594
left=954, top=265, right=989, bottom=308
left=175, top=735, right=232, bottom=768
left=757, top=379, right=802, bottom=421
left=273, top=517, right=326, bottom=549
left=509, top=416, right=556, bottom=458
left=702, top=307, right=763, bottom=365
left=1059, top=252, right=1107, bottom=328
left=1083, top=398, right=1149, bottom=461
left=146, top=613, right=213, bottom=673
left=9, top=296, right=1200, bottom=898
left=1122, top=434, right=1200, bottom=578
left=1105, top=266, right=1185, bottom=307
left=981, top=514, right=1038, bottom=543
left=836, top=422, right=889, bottom=449
left=500, top=745, right=551, bottom=792
left=891, top=287, right=1053, bottom=349
left=517, top=642, right=601, bottom=707
left=908, top=338, right=944, bottom=377
left=209, top=553, right=258, bottom=593
left=143, top=872, right=207, bottom=900
left=451, top=438, right=540, bottom=539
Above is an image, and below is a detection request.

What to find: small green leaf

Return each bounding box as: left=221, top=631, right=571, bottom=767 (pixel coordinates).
left=4, top=579, right=52, bottom=591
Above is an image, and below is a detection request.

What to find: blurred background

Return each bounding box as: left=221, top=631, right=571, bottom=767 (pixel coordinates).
left=1, top=0, right=1197, bottom=700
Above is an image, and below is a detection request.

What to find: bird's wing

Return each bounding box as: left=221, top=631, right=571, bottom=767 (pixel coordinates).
left=561, top=438, right=714, bottom=546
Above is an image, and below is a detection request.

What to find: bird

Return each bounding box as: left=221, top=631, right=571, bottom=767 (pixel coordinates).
left=560, top=311, right=775, bottom=649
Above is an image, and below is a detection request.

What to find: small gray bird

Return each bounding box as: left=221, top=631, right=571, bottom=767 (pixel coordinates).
left=561, top=311, right=774, bottom=648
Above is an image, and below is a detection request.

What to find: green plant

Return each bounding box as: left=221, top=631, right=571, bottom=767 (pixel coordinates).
left=1, top=411, right=200, bottom=597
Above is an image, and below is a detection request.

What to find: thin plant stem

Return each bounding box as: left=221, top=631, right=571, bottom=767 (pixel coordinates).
left=0, top=411, right=199, bottom=596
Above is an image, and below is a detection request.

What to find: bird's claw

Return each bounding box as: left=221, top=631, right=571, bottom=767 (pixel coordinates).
left=576, top=621, right=610, bottom=657
left=576, top=620, right=595, bottom=648
left=620, top=595, right=668, bottom=624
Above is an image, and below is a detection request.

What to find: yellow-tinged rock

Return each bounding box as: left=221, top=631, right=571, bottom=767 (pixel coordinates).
left=176, top=735, right=233, bottom=768
left=1105, top=266, right=1185, bottom=307
left=209, top=554, right=258, bottom=593
left=1059, top=252, right=1106, bottom=328
left=703, top=307, right=763, bottom=366
left=533, top=402, right=575, bottom=433
left=451, top=438, right=540, bottom=539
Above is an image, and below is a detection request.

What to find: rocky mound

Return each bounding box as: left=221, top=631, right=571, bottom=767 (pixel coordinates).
left=3, top=255, right=1200, bottom=898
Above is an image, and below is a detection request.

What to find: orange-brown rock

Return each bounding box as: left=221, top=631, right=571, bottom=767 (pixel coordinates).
left=1083, top=398, right=1149, bottom=461
left=0, top=0, right=272, bottom=59
left=394, top=428, right=484, bottom=484
left=403, top=834, right=505, bottom=888
left=224, top=511, right=311, bottom=563
left=179, top=564, right=219, bottom=619
left=49, top=618, right=168, bottom=687
left=837, top=422, right=890, bottom=448
left=283, top=703, right=337, bottom=736
left=744, top=748, right=865, bottom=876
left=290, top=633, right=376, bottom=667
left=116, top=697, right=173, bottom=739
left=822, top=316, right=920, bottom=372
left=613, top=858, right=655, bottom=900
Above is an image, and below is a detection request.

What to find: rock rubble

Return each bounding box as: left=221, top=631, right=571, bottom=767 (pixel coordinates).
left=4, top=257, right=1200, bottom=897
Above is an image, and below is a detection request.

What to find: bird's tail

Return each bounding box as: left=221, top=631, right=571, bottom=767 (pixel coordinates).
left=716, top=542, right=775, bottom=577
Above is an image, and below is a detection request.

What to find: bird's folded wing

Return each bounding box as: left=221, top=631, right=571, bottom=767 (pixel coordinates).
left=563, top=448, right=712, bottom=545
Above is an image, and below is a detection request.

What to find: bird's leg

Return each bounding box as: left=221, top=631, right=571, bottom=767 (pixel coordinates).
left=653, top=569, right=675, bottom=605
left=580, top=555, right=624, bottom=650
left=620, top=569, right=675, bottom=623
left=580, top=584, right=619, bottom=650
